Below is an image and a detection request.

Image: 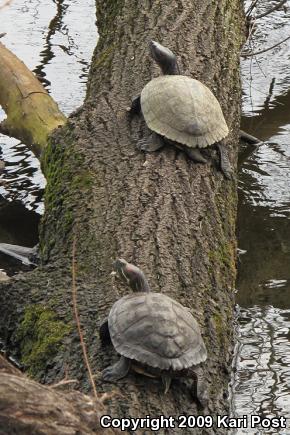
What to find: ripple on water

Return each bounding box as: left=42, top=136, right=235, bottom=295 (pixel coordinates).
left=237, top=1, right=290, bottom=427
left=240, top=140, right=290, bottom=217
left=231, top=306, right=290, bottom=434
left=0, top=137, right=45, bottom=214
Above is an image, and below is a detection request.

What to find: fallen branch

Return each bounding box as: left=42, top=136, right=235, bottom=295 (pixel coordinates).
left=241, top=34, right=290, bottom=57
left=0, top=42, right=66, bottom=157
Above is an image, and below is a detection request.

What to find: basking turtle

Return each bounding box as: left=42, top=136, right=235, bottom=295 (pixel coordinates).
left=100, top=259, right=207, bottom=402
left=130, top=41, right=232, bottom=178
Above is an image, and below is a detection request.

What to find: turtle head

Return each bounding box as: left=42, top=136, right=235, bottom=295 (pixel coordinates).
left=113, top=259, right=150, bottom=292
left=149, top=41, right=179, bottom=75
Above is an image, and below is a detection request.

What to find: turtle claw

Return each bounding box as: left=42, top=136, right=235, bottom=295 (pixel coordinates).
left=137, top=133, right=164, bottom=153
left=137, top=138, right=150, bottom=152
left=101, top=356, right=131, bottom=383
left=162, top=373, right=172, bottom=394
left=102, top=367, right=119, bottom=382
left=185, top=148, right=207, bottom=164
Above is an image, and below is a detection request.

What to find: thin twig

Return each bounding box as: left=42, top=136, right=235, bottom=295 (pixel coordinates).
left=241, top=34, right=290, bottom=57
left=100, top=391, right=123, bottom=403
left=50, top=379, right=79, bottom=389
left=245, top=14, right=257, bottom=42
left=72, top=237, right=98, bottom=398
left=255, top=0, right=288, bottom=20
left=246, top=0, right=260, bottom=17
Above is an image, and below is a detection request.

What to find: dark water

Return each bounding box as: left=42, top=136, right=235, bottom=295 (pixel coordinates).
left=231, top=1, right=290, bottom=432
left=0, top=0, right=97, bottom=272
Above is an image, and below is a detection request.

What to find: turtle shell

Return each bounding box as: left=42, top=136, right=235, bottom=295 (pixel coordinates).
left=141, top=75, right=229, bottom=149
left=108, top=292, right=207, bottom=371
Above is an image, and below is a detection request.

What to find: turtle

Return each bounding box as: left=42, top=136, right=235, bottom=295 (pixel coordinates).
left=99, top=258, right=208, bottom=404
left=130, top=40, right=233, bottom=179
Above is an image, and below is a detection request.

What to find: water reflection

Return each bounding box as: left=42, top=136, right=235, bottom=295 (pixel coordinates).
left=231, top=307, right=290, bottom=434
left=242, top=0, right=290, bottom=117
left=233, top=0, right=290, bottom=429
left=0, top=137, right=45, bottom=214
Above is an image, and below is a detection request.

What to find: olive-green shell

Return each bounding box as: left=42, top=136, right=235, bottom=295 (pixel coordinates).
left=108, top=292, right=207, bottom=371
left=141, top=75, right=229, bottom=148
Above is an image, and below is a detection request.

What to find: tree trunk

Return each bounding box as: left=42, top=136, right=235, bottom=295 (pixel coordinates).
left=0, top=1, right=245, bottom=433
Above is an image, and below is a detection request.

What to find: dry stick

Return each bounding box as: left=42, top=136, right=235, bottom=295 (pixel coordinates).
left=72, top=237, right=98, bottom=398
left=241, top=34, right=290, bottom=57
left=255, top=0, right=288, bottom=20
left=51, top=379, right=79, bottom=389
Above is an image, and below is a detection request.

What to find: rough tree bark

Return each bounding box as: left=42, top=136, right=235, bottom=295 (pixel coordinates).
left=0, top=1, right=245, bottom=433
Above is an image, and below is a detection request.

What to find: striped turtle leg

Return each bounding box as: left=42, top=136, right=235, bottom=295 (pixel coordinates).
left=190, top=370, right=208, bottom=409
left=216, top=142, right=233, bottom=180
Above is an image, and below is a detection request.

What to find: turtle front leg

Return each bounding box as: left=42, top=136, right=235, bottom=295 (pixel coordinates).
left=129, top=95, right=141, bottom=115
left=102, top=356, right=131, bottom=382
left=99, top=319, right=111, bottom=346
left=137, top=132, right=165, bottom=153
left=216, top=142, right=233, bottom=180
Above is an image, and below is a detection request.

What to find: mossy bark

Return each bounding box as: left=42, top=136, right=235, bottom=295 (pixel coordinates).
left=0, top=42, right=66, bottom=156
left=0, top=1, right=245, bottom=432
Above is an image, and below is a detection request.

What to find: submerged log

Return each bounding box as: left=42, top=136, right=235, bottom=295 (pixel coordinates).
left=0, top=42, right=66, bottom=156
